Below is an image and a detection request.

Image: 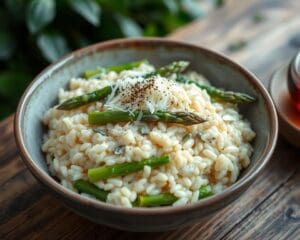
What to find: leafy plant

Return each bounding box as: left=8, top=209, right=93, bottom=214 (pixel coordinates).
left=0, top=0, right=204, bottom=119
left=227, top=40, right=247, bottom=52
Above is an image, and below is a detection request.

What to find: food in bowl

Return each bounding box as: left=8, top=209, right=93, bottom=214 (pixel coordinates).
left=42, top=60, right=256, bottom=208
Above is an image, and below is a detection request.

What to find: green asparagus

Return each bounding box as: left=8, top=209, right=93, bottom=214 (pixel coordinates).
left=146, top=61, right=189, bottom=78
left=137, top=193, right=178, bottom=207
left=57, top=61, right=190, bottom=110
left=74, top=179, right=109, bottom=201
left=84, top=60, right=148, bottom=79
left=136, top=185, right=213, bottom=207
left=176, top=74, right=256, bottom=103
left=88, top=156, right=170, bottom=182
left=199, top=185, right=213, bottom=199
left=57, top=86, right=112, bottom=110
left=88, top=110, right=206, bottom=125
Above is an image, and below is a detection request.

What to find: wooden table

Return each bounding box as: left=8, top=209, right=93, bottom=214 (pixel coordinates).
left=1, top=0, right=300, bottom=239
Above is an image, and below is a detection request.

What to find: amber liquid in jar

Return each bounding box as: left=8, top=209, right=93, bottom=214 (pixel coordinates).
left=286, top=54, right=300, bottom=127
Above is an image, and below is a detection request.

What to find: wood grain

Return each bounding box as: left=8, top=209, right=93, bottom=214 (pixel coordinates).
left=170, top=0, right=300, bottom=84
left=1, top=0, right=300, bottom=239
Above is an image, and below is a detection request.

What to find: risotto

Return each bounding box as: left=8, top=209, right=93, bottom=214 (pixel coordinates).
left=42, top=60, right=256, bottom=208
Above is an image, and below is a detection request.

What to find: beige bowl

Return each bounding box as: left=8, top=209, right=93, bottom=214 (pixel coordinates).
left=15, top=38, right=278, bottom=232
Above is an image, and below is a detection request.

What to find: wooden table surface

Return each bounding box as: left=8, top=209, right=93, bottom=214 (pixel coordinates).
left=1, top=0, right=300, bottom=239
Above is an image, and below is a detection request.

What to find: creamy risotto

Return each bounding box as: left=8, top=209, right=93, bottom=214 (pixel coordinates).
left=42, top=60, right=256, bottom=208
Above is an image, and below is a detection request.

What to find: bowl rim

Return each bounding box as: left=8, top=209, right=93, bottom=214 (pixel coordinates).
left=14, top=37, right=278, bottom=216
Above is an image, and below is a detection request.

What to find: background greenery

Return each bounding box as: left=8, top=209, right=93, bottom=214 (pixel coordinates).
left=0, top=0, right=222, bottom=120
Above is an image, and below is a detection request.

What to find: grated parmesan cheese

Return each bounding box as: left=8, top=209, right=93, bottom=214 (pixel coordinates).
left=104, top=75, right=191, bottom=113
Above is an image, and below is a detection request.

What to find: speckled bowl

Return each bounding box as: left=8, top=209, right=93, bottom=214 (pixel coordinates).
left=14, top=38, right=278, bottom=232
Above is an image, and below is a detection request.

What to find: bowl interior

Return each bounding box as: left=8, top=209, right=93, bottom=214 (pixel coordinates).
left=18, top=39, right=274, bottom=205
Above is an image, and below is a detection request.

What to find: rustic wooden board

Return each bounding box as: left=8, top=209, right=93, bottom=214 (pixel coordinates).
left=1, top=0, right=300, bottom=239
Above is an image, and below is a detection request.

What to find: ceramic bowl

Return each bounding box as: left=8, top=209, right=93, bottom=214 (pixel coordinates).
left=14, top=38, right=278, bottom=232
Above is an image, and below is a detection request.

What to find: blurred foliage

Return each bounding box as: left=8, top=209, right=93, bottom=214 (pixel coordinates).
left=227, top=40, right=247, bottom=52
left=0, top=0, right=209, bottom=119
left=253, top=12, right=266, bottom=23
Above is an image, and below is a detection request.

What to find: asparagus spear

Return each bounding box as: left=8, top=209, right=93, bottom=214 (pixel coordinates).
left=176, top=74, right=256, bottom=103
left=74, top=179, right=109, bottom=201
left=84, top=60, right=148, bottom=79
left=57, top=61, right=190, bottom=110
left=57, top=86, right=112, bottom=110
left=88, top=156, right=170, bottom=182
left=137, top=193, right=178, bottom=207
left=136, top=185, right=213, bottom=207
left=85, top=60, right=189, bottom=79
left=199, top=185, right=213, bottom=199
left=146, top=61, right=189, bottom=78
left=88, top=110, right=206, bottom=125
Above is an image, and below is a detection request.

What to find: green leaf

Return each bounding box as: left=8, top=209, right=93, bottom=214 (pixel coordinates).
left=163, top=0, right=178, bottom=14
left=0, top=9, right=9, bottom=29
left=96, top=0, right=128, bottom=14
left=163, top=12, right=187, bottom=33
left=5, top=0, right=27, bottom=21
left=37, top=31, right=70, bottom=62
left=26, top=0, right=56, bottom=33
left=115, top=14, right=143, bottom=37
left=143, top=23, right=159, bottom=36
left=0, top=71, right=31, bottom=100
left=68, top=0, right=101, bottom=26
left=181, top=0, right=203, bottom=19
left=0, top=31, right=16, bottom=60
